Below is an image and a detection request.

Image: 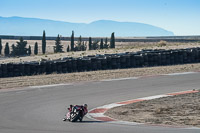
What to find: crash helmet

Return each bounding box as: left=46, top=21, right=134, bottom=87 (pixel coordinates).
left=83, top=104, right=88, bottom=108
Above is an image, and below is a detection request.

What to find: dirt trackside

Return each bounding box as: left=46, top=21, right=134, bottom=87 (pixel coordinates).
left=105, top=91, right=200, bottom=127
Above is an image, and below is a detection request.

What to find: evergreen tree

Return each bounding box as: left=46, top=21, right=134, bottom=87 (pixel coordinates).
left=0, top=38, right=2, bottom=55
left=11, top=44, right=16, bottom=56
left=81, top=41, right=87, bottom=51
left=42, top=30, right=46, bottom=54
left=4, top=42, right=10, bottom=56
left=100, top=39, right=104, bottom=49
left=11, top=37, right=28, bottom=56
left=110, top=32, right=115, bottom=48
left=70, top=31, right=74, bottom=51
left=28, top=45, right=31, bottom=55
left=75, top=35, right=86, bottom=51
left=17, top=37, right=28, bottom=55
left=76, top=35, right=82, bottom=51
left=92, top=40, right=99, bottom=50
left=104, top=37, right=109, bottom=49
left=54, top=34, right=63, bottom=53
left=67, top=45, right=70, bottom=52
left=34, top=42, right=38, bottom=55
left=89, top=37, right=92, bottom=50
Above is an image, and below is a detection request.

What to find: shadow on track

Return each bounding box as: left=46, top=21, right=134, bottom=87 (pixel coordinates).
left=64, top=120, right=106, bottom=123
left=81, top=120, right=106, bottom=123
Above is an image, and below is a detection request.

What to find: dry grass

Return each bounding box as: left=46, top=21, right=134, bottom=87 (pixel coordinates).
left=0, top=39, right=200, bottom=63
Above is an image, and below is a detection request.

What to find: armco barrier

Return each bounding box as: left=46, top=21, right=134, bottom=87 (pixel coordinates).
left=1, top=47, right=200, bottom=78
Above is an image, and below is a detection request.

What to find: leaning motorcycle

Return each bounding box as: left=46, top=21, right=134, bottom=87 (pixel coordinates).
left=63, top=106, right=83, bottom=122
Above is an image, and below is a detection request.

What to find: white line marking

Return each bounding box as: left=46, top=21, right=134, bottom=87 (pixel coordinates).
left=0, top=83, right=72, bottom=93
left=138, top=95, right=171, bottom=100
left=28, top=83, right=71, bottom=89
left=102, top=71, right=199, bottom=82
left=86, top=112, right=105, bottom=121
left=164, top=72, right=197, bottom=76
left=185, top=127, right=200, bottom=130
left=98, top=103, right=124, bottom=109
left=88, top=113, right=105, bottom=117
left=102, top=77, right=139, bottom=82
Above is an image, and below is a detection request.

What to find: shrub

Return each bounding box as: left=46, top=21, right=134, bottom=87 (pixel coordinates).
left=158, top=40, right=167, bottom=47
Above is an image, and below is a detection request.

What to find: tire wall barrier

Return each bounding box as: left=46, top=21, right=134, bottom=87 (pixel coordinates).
left=1, top=47, right=200, bottom=78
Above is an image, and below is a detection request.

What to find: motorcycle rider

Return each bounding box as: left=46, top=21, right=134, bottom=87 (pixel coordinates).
left=63, top=104, right=88, bottom=122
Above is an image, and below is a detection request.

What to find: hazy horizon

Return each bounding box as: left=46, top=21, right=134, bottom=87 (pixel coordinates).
left=1, top=0, right=200, bottom=36
left=0, top=16, right=174, bottom=37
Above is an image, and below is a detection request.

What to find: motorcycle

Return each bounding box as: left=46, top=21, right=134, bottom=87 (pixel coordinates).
left=63, top=106, right=84, bottom=122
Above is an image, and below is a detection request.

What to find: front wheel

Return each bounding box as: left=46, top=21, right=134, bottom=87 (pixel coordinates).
left=71, top=112, right=81, bottom=122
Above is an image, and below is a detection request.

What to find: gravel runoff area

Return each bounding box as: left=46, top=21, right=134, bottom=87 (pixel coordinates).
left=105, top=91, right=200, bottom=127
left=0, top=63, right=200, bottom=89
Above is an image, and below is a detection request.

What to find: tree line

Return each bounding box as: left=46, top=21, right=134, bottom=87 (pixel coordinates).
left=0, top=31, right=115, bottom=57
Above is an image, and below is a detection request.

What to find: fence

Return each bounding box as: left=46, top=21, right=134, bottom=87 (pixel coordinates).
left=1, top=35, right=200, bottom=42
left=0, top=47, right=200, bottom=78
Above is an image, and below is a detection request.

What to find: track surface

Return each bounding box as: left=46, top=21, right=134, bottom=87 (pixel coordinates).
left=0, top=73, right=200, bottom=133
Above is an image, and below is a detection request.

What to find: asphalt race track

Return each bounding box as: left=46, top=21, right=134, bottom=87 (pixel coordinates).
left=0, top=72, right=200, bottom=133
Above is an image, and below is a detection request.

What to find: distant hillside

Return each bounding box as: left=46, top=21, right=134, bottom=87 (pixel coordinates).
left=0, top=16, right=174, bottom=37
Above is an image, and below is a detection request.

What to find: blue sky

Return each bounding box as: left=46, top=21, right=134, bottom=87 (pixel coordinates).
left=0, top=0, right=200, bottom=35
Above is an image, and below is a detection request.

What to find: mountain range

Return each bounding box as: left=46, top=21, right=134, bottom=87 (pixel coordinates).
left=0, top=16, right=174, bottom=37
